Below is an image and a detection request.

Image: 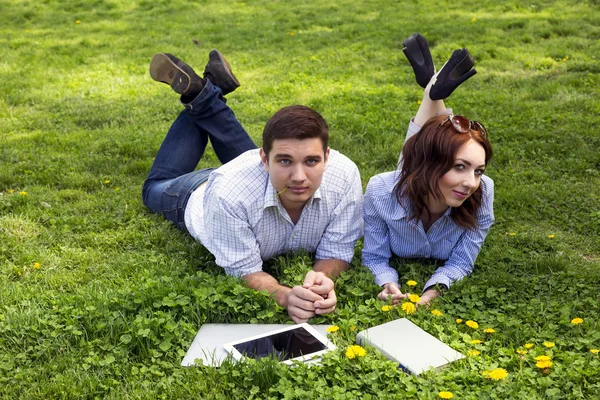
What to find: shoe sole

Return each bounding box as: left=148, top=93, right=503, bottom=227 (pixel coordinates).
left=150, top=53, right=191, bottom=94
left=402, top=33, right=434, bottom=88
left=402, top=33, right=426, bottom=65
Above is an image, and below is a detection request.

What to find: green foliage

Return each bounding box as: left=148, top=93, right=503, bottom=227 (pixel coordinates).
left=1, top=0, right=600, bottom=398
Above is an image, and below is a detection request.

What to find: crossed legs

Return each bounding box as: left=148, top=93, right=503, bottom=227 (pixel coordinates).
left=142, top=53, right=257, bottom=230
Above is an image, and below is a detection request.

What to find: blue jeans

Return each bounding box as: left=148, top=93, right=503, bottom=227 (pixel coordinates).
left=142, top=80, right=257, bottom=231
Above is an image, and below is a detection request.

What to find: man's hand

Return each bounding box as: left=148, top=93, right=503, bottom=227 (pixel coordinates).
left=377, top=282, right=407, bottom=305
left=286, top=285, right=324, bottom=324
left=417, top=287, right=441, bottom=307
left=243, top=260, right=347, bottom=323
left=303, top=270, right=337, bottom=315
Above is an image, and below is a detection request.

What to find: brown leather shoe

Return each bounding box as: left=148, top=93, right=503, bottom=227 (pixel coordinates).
left=203, top=49, right=240, bottom=95
left=149, top=53, right=204, bottom=96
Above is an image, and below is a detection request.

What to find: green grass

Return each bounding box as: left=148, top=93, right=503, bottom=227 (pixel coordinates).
left=1, top=0, right=600, bottom=398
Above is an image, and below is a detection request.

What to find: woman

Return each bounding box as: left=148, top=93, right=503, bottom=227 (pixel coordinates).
left=362, top=34, right=494, bottom=306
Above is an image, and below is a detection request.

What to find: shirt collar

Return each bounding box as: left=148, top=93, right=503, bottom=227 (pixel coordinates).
left=390, top=196, right=410, bottom=220
left=263, top=179, right=279, bottom=209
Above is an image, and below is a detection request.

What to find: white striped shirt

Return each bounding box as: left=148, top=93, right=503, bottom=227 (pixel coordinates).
left=362, top=169, right=495, bottom=291
left=185, top=148, right=363, bottom=277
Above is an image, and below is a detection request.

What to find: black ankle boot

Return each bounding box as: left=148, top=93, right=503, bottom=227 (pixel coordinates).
left=402, top=33, right=435, bottom=88
left=429, top=48, right=477, bottom=100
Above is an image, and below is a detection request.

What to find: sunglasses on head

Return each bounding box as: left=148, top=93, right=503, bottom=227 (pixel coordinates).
left=439, top=115, right=488, bottom=138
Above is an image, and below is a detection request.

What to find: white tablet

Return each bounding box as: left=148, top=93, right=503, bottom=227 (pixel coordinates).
left=356, top=318, right=464, bottom=375
left=223, top=323, right=336, bottom=365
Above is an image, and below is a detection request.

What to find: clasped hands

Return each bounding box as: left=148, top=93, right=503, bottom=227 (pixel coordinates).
left=286, top=270, right=337, bottom=324
left=377, top=282, right=440, bottom=307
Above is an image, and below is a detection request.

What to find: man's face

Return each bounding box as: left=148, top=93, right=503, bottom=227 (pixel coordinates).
left=260, top=138, right=329, bottom=213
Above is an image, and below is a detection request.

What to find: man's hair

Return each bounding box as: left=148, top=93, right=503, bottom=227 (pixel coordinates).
left=262, top=105, right=329, bottom=155
left=394, top=114, right=493, bottom=230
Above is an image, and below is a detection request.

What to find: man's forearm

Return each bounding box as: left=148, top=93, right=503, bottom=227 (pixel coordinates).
left=313, top=259, right=349, bottom=280
left=242, top=271, right=291, bottom=309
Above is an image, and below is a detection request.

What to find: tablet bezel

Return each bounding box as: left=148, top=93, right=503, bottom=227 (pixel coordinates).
left=222, top=323, right=336, bottom=365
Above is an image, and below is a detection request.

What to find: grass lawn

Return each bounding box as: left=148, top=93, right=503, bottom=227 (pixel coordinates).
left=1, top=0, right=600, bottom=398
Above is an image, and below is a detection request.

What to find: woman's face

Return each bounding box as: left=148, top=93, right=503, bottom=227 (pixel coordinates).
left=430, top=139, right=487, bottom=212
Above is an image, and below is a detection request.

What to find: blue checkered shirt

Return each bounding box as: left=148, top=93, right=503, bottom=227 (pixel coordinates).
left=185, top=149, right=363, bottom=277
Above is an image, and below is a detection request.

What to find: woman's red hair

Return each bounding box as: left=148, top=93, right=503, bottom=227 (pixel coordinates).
left=394, top=115, right=493, bottom=230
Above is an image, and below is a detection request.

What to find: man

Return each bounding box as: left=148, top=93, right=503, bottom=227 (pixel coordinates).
left=142, top=50, right=363, bottom=323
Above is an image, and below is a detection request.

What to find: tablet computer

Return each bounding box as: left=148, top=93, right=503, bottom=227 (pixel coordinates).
left=223, top=323, right=335, bottom=365
left=356, top=318, right=464, bottom=375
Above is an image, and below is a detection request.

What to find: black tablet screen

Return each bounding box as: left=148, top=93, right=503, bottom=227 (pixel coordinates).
left=233, top=327, right=327, bottom=361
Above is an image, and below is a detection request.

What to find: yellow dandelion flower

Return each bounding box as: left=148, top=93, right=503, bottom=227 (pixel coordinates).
left=104, top=180, right=111, bottom=184
left=408, top=294, right=421, bottom=303
left=19, top=191, right=28, bottom=196
left=417, top=100, right=422, bottom=105
left=349, top=325, right=356, bottom=331
left=439, top=391, right=453, bottom=399
left=590, top=349, right=599, bottom=354
left=524, top=343, right=534, bottom=349
left=114, top=187, right=120, bottom=191
left=467, top=350, right=480, bottom=356
left=472, top=17, right=477, bottom=22
left=534, top=355, right=551, bottom=361
left=345, top=345, right=366, bottom=359
left=456, top=319, right=463, bottom=324
left=543, top=341, right=555, bottom=348
left=401, top=302, right=416, bottom=315
left=465, top=320, right=479, bottom=329
left=17, top=271, right=21, bottom=276
left=326, top=325, right=339, bottom=333
left=471, top=339, right=483, bottom=345
left=508, top=232, right=516, bottom=236
left=75, top=20, right=81, bottom=24
left=484, top=368, right=508, bottom=380
left=536, top=360, right=552, bottom=369
left=570, top=318, right=583, bottom=325
left=381, top=305, right=392, bottom=312
left=484, top=328, right=496, bottom=334
left=547, top=234, right=555, bottom=239
left=33, top=262, right=40, bottom=269
left=431, top=309, right=443, bottom=317
left=288, top=32, right=295, bottom=37
left=407, top=280, right=417, bottom=287
left=516, top=349, right=527, bottom=355
left=8, top=189, right=15, bottom=193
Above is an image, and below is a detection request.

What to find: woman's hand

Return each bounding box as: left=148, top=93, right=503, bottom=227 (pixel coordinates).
left=417, top=288, right=441, bottom=307
left=377, top=282, right=408, bottom=305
